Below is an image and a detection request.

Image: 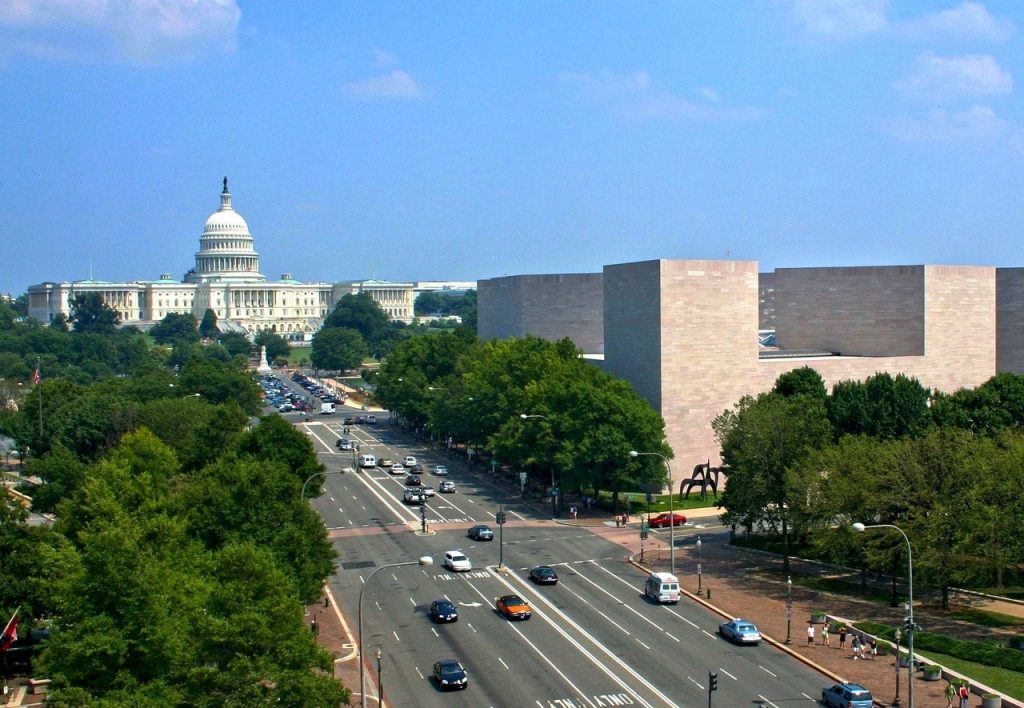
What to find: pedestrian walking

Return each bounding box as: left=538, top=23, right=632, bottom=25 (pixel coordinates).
left=820, top=623, right=830, bottom=647
left=838, top=625, right=847, bottom=649
left=869, top=637, right=877, bottom=659
left=615, top=514, right=621, bottom=528
left=806, top=623, right=815, bottom=647
left=851, top=634, right=861, bottom=660
left=570, top=506, right=578, bottom=520
left=958, top=683, right=969, bottom=708
left=945, top=681, right=956, bottom=708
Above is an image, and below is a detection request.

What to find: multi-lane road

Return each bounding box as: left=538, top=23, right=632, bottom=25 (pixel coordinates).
left=286, top=394, right=829, bottom=707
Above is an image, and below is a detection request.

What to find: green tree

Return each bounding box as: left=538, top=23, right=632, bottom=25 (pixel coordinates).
left=199, top=308, right=219, bottom=339
left=828, top=372, right=931, bottom=440
left=149, top=312, right=200, bottom=346
left=138, top=396, right=248, bottom=471
left=714, top=391, right=832, bottom=573
left=218, top=331, right=253, bottom=358
left=311, top=327, right=367, bottom=371
left=254, top=330, right=291, bottom=363
left=69, top=293, right=120, bottom=334
left=414, top=291, right=445, bottom=315
left=773, top=366, right=826, bottom=399
left=323, top=293, right=389, bottom=341
left=178, top=354, right=262, bottom=414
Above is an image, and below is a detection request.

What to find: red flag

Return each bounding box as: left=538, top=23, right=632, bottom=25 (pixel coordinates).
left=32, top=366, right=40, bottom=385
left=0, top=609, right=17, bottom=651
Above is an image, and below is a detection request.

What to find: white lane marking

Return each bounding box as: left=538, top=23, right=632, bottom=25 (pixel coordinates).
left=349, top=469, right=420, bottom=523
left=801, top=692, right=814, bottom=701
left=550, top=574, right=633, bottom=636
left=757, top=696, right=779, bottom=708
left=431, top=627, right=438, bottom=638
left=702, top=629, right=716, bottom=639
left=759, top=665, right=777, bottom=678
left=719, top=668, right=737, bottom=681
left=498, top=657, right=510, bottom=671
left=687, top=676, right=704, bottom=690
left=590, top=562, right=702, bottom=631
left=409, top=597, right=416, bottom=606
left=664, top=632, right=680, bottom=643
left=392, top=630, right=399, bottom=641
left=635, top=639, right=650, bottom=650
left=415, top=666, right=424, bottom=679
left=570, top=563, right=664, bottom=633
left=459, top=579, right=598, bottom=708
left=489, top=569, right=677, bottom=708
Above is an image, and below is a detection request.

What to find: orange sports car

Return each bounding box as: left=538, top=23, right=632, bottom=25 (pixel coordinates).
left=495, top=594, right=532, bottom=620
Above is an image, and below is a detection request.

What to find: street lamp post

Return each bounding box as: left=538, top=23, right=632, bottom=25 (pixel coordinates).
left=853, top=522, right=914, bottom=708
left=520, top=414, right=558, bottom=516
left=358, top=557, right=433, bottom=708
left=629, top=450, right=675, bottom=576
left=785, top=575, right=793, bottom=644
left=696, top=536, right=703, bottom=594
left=375, top=646, right=383, bottom=707
left=300, top=470, right=342, bottom=500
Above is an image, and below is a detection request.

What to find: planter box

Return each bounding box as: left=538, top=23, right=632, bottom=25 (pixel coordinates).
left=922, top=669, right=942, bottom=681
left=896, top=655, right=911, bottom=668
left=810, top=612, right=827, bottom=624
left=981, top=695, right=1001, bottom=708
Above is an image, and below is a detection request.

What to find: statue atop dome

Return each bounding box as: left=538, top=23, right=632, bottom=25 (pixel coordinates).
left=223, top=176, right=228, bottom=193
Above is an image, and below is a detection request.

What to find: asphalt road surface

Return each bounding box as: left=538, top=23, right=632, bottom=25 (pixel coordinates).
left=286, top=395, right=829, bottom=707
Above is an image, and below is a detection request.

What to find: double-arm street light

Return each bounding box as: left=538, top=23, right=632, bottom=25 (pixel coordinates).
left=852, top=522, right=914, bottom=708
left=629, top=450, right=675, bottom=575
left=520, top=414, right=558, bottom=515
left=358, top=556, right=433, bottom=708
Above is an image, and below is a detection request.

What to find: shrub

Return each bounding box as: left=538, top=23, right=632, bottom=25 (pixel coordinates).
left=853, top=621, right=1024, bottom=674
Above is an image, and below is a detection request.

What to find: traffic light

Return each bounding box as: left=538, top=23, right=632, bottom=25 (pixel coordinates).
left=708, top=672, right=718, bottom=692
left=904, top=616, right=913, bottom=632
left=496, top=511, right=507, bottom=525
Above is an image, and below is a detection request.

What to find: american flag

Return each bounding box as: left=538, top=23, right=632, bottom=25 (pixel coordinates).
left=1, top=608, right=18, bottom=652
left=32, top=365, right=40, bottom=385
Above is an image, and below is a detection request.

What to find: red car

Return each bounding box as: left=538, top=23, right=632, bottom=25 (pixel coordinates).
left=648, top=512, right=687, bottom=528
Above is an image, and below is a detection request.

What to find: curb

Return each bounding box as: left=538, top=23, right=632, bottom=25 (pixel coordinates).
left=624, top=553, right=852, bottom=690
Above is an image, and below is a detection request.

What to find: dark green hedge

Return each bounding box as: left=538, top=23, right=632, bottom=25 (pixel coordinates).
left=854, top=621, right=1024, bottom=674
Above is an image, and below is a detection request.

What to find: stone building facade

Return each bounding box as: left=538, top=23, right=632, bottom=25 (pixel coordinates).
left=480, top=260, right=1008, bottom=470
left=27, top=180, right=416, bottom=337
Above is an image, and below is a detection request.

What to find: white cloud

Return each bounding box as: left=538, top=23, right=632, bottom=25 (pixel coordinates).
left=886, top=104, right=1005, bottom=141
left=894, top=52, right=1012, bottom=100
left=372, top=48, right=397, bottom=68
left=558, top=70, right=765, bottom=122
left=0, top=0, right=240, bottom=65
left=905, top=2, right=1013, bottom=42
left=342, top=69, right=424, bottom=102
left=786, top=0, right=888, bottom=40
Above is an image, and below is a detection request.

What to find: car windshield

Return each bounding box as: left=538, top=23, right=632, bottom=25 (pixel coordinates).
left=452, top=554, right=467, bottom=562
left=504, top=595, right=524, bottom=605
left=849, top=690, right=870, bottom=699
left=738, top=625, right=756, bottom=632
left=439, top=662, right=463, bottom=677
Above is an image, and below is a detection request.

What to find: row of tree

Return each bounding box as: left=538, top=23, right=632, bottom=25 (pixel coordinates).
left=373, top=333, right=671, bottom=502
left=715, top=367, right=1024, bottom=596
left=0, top=325, right=345, bottom=703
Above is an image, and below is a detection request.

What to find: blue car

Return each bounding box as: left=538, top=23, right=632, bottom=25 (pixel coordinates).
left=718, top=619, right=761, bottom=644
left=430, top=599, right=458, bottom=623
left=821, top=683, right=873, bottom=708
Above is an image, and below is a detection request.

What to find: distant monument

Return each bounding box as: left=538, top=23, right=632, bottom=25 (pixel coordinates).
left=256, top=345, right=272, bottom=373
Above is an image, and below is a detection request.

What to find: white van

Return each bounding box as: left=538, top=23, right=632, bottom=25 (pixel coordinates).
left=644, top=572, right=680, bottom=604
left=359, top=454, right=376, bottom=469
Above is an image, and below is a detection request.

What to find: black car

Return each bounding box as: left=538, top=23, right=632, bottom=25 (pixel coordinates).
left=529, top=565, right=559, bottom=585
left=467, top=524, right=494, bottom=541
left=354, top=416, right=366, bottom=424
left=430, top=599, right=459, bottom=623
left=405, top=475, right=422, bottom=486
left=343, top=417, right=355, bottom=425
left=433, top=659, right=468, bottom=690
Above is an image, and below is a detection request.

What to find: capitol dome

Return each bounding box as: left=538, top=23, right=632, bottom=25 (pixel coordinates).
left=187, top=178, right=265, bottom=283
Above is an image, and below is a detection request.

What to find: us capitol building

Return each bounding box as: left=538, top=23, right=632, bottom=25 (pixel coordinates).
left=26, top=179, right=458, bottom=338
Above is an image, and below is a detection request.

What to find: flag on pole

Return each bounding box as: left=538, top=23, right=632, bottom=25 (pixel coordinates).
left=32, top=365, right=40, bottom=385
left=1, top=608, right=18, bottom=651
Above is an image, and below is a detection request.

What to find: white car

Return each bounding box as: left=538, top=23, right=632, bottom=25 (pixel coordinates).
left=403, top=456, right=418, bottom=467
left=390, top=464, right=405, bottom=475
left=443, top=551, right=471, bottom=572
left=421, top=486, right=435, bottom=497
left=434, top=465, right=449, bottom=476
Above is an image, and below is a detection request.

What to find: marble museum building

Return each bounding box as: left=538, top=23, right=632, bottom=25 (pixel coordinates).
left=27, top=180, right=420, bottom=338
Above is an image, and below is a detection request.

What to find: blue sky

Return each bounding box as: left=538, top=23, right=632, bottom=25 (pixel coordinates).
left=2, top=1, right=1023, bottom=295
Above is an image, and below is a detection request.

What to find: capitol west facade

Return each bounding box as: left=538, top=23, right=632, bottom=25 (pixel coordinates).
left=27, top=180, right=416, bottom=337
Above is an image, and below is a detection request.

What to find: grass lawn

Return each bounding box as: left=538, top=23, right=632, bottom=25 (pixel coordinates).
left=948, top=607, right=1024, bottom=630
left=285, top=346, right=311, bottom=366
left=596, top=490, right=721, bottom=514
left=918, top=649, right=1024, bottom=700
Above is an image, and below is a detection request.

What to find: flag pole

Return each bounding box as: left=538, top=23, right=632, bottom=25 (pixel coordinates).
left=35, top=358, right=42, bottom=442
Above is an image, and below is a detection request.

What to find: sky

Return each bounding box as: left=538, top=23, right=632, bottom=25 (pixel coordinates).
left=2, top=1, right=1024, bottom=295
